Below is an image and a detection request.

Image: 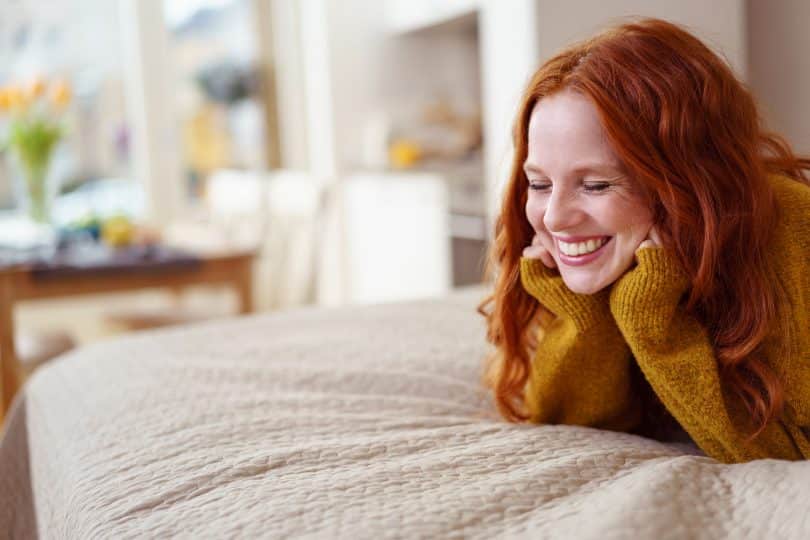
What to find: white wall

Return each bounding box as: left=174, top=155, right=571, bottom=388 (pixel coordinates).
left=268, top=1, right=308, bottom=169
left=287, top=0, right=393, bottom=176
left=534, top=0, right=747, bottom=78
left=378, top=20, right=482, bottom=144
left=298, top=0, right=340, bottom=178
left=316, top=0, right=389, bottom=175
left=748, top=0, right=810, bottom=154
left=478, top=0, right=540, bottom=228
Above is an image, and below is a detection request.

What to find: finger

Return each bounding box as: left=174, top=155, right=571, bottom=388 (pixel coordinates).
left=524, top=233, right=544, bottom=256
left=539, top=249, right=557, bottom=269
left=637, top=239, right=656, bottom=251
left=523, top=244, right=557, bottom=268
left=522, top=244, right=545, bottom=259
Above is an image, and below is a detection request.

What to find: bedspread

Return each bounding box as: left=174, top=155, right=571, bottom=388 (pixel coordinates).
left=2, top=287, right=809, bottom=539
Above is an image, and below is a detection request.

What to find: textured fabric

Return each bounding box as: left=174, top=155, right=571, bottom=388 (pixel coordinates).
left=4, top=287, right=810, bottom=539
left=520, top=174, right=810, bottom=464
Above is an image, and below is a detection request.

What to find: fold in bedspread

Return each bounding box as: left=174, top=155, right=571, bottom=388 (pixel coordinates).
left=2, top=287, right=810, bottom=539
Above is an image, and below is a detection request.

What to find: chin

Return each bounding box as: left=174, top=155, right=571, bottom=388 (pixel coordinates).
left=562, top=279, right=606, bottom=295
left=559, top=270, right=615, bottom=295
left=557, top=255, right=635, bottom=294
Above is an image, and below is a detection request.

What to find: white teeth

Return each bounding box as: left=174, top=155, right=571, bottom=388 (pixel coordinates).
left=558, top=237, right=606, bottom=257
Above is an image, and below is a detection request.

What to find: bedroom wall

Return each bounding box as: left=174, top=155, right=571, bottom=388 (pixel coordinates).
left=748, top=0, right=810, bottom=154
left=533, top=0, right=747, bottom=77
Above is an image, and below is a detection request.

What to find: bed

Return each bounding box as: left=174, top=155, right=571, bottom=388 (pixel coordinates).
left=2, top=286, right=809, bottom=538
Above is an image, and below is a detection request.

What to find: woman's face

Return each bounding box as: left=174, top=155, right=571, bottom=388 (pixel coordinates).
left=524, top=88, right=654, bottom=294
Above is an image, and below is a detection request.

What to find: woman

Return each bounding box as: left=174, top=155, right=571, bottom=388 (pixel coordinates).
left=479, top=18, right=810, bottom=464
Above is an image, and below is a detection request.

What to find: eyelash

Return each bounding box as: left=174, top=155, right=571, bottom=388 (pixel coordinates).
left=528, top=181, right=613, bottom=193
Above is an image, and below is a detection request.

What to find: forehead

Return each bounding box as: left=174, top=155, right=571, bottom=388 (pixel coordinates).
left=525, top=89, right=620, bottom=172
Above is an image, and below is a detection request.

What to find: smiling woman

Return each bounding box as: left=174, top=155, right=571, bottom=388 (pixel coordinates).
left=478, top=18, right=810, bottom=464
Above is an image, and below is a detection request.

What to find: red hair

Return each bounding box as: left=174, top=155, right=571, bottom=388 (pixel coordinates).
left=479, top=18, right=810, bottom=440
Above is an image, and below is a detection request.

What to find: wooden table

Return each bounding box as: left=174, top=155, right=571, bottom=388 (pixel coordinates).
left=0, top=247, right=256, bottom=423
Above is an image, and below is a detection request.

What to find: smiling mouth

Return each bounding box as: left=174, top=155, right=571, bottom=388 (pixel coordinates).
left=554, top=236, right=613, bottom=267
left=556, top=236, right=611, bottom=257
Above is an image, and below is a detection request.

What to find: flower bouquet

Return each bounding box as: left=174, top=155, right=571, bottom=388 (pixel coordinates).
left=0, top=78, right=71, bottom=224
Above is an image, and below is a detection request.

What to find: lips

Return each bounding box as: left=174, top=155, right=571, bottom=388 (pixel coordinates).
left=555, top=236, right=612, bottom=266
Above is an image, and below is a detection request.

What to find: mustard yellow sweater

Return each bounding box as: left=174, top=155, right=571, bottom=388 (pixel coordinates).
left=520, top=174, right=810, bottom=464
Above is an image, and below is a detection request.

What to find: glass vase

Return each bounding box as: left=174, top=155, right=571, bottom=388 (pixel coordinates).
left=9, top=143, right=62, bottom=226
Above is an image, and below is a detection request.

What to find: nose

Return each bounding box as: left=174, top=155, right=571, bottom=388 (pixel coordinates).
left=543, top=186, right=581, bottom=233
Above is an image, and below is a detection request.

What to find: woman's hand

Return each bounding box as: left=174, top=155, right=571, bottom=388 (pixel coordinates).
left=637, top=225, right=663, bottom=252
left=612, top=224, right=689, bottom=317
left=522, top=233, right=557, bottom=269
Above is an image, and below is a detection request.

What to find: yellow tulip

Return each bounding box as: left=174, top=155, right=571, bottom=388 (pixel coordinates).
left=29, top=77, right=46, bottom=99
left=50, top=80, right=71, bottom=108
left=0, top=89, right=9, bottom=113
left=5, top=86, right=29, bottom=113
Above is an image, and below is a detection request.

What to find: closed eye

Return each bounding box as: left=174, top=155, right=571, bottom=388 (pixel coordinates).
left=583, top=182, right=612, bottom=193
left=528, top=180, right=552, bottom=192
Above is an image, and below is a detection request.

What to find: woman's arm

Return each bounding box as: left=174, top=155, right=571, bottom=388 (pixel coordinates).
left=520, top=257, right=641, bottom=431
left=609, top=247, right=808, bottom=463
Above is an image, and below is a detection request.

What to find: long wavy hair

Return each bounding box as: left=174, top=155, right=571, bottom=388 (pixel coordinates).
left=479, top=18, right=810, bottom=441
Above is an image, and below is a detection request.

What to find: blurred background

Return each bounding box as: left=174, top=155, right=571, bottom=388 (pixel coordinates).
left=0, top=0, right=808, bottom=365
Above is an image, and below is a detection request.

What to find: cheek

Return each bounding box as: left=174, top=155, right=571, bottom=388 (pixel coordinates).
left=525, top=198, right=556, bottom=252
left=525, top=197, right=546, bottom=230
left=608, top=211, right=653, bottom=262
left=600, top=197, right=653, bottom=236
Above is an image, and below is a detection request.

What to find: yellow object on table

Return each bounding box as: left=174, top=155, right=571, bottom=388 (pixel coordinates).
left=389, top=140, right=423, bottom=169
left=101, top=216, right=135, bottom=247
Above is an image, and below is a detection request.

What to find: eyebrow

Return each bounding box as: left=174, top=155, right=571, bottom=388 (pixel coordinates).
left=523, top=162, right=623, bottom=177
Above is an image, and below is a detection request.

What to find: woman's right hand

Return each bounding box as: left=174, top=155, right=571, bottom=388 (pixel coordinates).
left=521, top=231, right=615, bottom=328
left=522, top=233, right=557, bottom=269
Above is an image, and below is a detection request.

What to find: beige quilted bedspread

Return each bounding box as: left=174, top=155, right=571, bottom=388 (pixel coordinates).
left=2, top=287, right=810, bottom=539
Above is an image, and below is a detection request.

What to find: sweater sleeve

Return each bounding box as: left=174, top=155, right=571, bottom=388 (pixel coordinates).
left=520, top=257, right=641, bottom=431
left=609, top=247, right=808, bottom=463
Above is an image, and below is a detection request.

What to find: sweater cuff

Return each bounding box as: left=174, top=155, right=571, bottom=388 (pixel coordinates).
left=520, top=257, right=611, bottom=330
left=609, top=247, right=690, bottom=326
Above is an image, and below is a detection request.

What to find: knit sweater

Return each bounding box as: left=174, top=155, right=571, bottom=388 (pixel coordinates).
left=520, top=174, right=810, bottom=464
